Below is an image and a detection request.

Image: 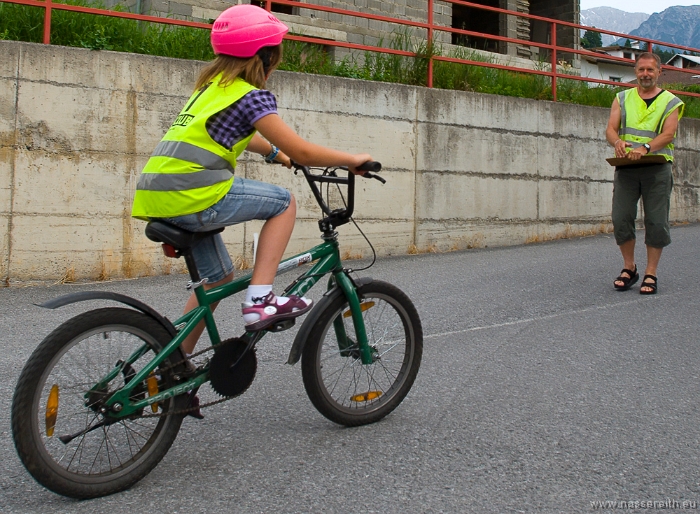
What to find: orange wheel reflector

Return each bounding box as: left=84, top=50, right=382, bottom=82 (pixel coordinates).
left=147, top=373, right=159, bottom=413
left=45, top=384, right=59, bottom=437
left=342, top=301, right=375, bottom=318
left=350, top=390, right=382, bottom=403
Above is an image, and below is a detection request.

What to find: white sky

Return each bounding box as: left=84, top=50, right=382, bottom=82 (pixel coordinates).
left=580, top=1, right=699, bottom=14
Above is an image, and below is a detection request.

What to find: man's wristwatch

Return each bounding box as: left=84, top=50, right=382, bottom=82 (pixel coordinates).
left=643, top=143, right=651, bottom=154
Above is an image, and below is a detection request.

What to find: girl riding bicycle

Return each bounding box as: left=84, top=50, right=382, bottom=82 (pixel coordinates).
left=12, top=5, right=418, bottom=496
left=132, top=4, right=373, bottom=353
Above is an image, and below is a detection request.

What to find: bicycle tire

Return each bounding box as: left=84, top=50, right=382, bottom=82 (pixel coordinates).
left=301, top=280, right=422, bottom=426
left=11, top=307, right=187, bottom=499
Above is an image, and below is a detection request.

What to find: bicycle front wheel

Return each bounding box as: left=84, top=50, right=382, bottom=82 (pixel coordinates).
left=301, top=280, right=422, bottom=426
left=12, top=307, right=187, bottom=499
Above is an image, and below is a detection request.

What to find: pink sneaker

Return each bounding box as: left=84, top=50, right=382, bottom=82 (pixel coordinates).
left=241, top=292, right=313, bottom=332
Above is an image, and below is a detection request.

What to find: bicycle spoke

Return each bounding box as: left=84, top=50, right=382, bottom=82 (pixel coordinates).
left=123, top=422, right=137, bottom=460
left=119, top=420, right=155, bottom=444
left=103, top=425, right=120, bottom=471
left=67, top=430, right=90, bottom=472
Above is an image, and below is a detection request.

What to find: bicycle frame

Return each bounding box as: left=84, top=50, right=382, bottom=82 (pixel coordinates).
left=101, top=236, right=372, bottom=418
left=89, top=162, right=386, bottom=418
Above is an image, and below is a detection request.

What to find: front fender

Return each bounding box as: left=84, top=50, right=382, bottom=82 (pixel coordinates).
left=287, top=277, right=373, bottom=365
left=37, top=291, right=177, bottom=338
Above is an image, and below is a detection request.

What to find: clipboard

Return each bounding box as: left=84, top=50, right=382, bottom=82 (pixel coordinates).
left=606, top=155, right=668, bottom=166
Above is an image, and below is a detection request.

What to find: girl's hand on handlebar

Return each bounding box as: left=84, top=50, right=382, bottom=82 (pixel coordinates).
left=276, top=150, right=292, bottom=169
left=348, top=154, right=374, bottom=174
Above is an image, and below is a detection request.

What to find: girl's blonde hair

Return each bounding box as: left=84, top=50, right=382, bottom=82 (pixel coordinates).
left=195, top=45, right=283, bottom=90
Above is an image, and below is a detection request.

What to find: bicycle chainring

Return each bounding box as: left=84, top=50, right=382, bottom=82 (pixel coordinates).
left=209, top=337, right=257, bottom=397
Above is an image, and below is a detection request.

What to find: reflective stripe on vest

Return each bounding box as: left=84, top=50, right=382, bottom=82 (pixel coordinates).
left=137, top=169, right=233, bottom=191
left=617, top=88, right=684, bottom=162
left=657, top=97, right=683, bottom=133
left=132, top=76, right=258, bottom=219
left=136, top=142, right=236, bottom=191
left=151, top=141, right=235, bottom=173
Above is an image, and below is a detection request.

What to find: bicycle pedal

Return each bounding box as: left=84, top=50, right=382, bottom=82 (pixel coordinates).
left=267, top=319, right=296, bottom=332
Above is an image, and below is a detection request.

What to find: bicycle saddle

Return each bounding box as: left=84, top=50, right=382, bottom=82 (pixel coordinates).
left=145, top=220, right=224, bottom=250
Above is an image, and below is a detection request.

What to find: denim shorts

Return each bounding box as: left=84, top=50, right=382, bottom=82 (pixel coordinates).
left=164, top=177, right=291, bottom=283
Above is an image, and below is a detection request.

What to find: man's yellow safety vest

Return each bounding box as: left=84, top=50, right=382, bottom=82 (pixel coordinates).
left=132, top=75, right=258, bottom=220
left=617, top=88, right=684, bottom=162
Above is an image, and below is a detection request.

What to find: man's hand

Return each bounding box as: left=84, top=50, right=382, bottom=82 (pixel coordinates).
left=614, top=139, right=633, bottom=158
left=626, top=146, right=647, bottom=161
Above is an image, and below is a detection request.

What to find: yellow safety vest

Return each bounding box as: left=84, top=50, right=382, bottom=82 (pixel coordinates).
left=132, top=75, right=258, bottom=219
left=617, top=88, right=684, bottom=162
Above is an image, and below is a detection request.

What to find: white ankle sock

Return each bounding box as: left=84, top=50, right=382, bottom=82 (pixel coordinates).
left=245, top=285, right=273, bottom=304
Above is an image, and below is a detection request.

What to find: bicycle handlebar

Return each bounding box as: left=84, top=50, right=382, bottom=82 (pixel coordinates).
left=356, top=161, right=382, bottom=173
left=292, top=161, right=384, bottom=227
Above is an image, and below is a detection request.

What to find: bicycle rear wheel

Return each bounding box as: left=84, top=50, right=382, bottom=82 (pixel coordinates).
left=12, top=307, right=187, bottom=499
left=301, top=280, right=422, bottom=426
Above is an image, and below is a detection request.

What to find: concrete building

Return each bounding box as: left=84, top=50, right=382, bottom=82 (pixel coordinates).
left=580, top=45, right=646, bottom=86
left=114, top=0, right=579, bottom=65
left=667, top=54, right=700, bottom=70
left=661, top=54, right=700, bottom=86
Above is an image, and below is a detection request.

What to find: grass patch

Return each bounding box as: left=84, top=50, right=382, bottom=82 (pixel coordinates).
left=0, top=0, right=214, bottom=60
left=2, top=0, right=699, bottom=117
left=280, top=28, right=432, bottom=86
left=433, top=49, right=553, bottom=100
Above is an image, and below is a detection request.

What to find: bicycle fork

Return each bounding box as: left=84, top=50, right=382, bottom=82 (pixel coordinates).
left=330, top=272, right=374, bottom=365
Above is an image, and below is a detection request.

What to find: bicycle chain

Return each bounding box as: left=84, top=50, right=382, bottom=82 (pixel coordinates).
left=138, top=394, right=233, bottom=418
left=137, top=344, right=234, bottom=419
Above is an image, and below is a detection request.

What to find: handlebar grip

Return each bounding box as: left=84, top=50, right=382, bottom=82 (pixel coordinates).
left=357, top=161, right=382, bottom=172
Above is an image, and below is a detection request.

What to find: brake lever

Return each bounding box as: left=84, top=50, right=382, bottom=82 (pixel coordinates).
left=363, top=172, right=386, bottom=184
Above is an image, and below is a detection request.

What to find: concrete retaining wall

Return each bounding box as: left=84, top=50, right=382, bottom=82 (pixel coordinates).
left=1, top=40, right=699, bottom=283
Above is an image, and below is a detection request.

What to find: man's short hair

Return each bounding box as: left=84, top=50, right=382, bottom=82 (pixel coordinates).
left=635, top=52, right=661, bottom=69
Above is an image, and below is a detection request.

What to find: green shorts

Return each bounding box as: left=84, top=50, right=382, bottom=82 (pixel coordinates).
left=611, top=162, right=673, bottom=248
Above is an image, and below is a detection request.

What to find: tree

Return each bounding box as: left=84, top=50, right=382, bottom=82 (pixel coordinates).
left=581, top=29, right=603, bottom=49
left=653, top=47, right=674, bottom=64
left=624, top=39, right=632, bottom=48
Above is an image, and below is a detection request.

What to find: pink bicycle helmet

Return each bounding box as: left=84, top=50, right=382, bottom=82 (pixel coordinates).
left=211, top=4, right=288, bottom=58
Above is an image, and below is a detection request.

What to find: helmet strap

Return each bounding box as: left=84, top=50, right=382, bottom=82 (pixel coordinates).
left=257, top=47, right=274, bottom=75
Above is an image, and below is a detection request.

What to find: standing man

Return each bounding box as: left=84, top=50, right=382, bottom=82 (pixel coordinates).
left=606, top=52, right=684, bottom=294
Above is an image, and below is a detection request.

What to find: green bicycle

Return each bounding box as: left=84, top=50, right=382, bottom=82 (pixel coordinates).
left=11, top=161, right=423, bottom=499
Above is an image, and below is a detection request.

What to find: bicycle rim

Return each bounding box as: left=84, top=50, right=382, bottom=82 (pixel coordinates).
left=22, top=313, right=182, bottom=492
left=303, top=282, right=422, bottom=424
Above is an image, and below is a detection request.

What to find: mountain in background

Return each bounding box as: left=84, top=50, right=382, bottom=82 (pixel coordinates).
left=628, top=5, right=700, bottom=50
left=580, top=7, right=649, bottom=46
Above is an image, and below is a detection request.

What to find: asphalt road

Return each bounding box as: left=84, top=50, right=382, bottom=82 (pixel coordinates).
left=1, top=225, right=700, bottom=513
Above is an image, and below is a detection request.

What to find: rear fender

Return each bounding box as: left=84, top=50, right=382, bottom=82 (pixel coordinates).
left=37, top=291, right=177, bottom=338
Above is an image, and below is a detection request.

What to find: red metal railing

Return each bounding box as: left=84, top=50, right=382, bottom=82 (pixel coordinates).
left=2, top=0, right=700, bottom=101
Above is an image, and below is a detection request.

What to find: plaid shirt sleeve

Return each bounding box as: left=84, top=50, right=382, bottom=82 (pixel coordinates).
left=205, top=89, right=278, bottom=150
